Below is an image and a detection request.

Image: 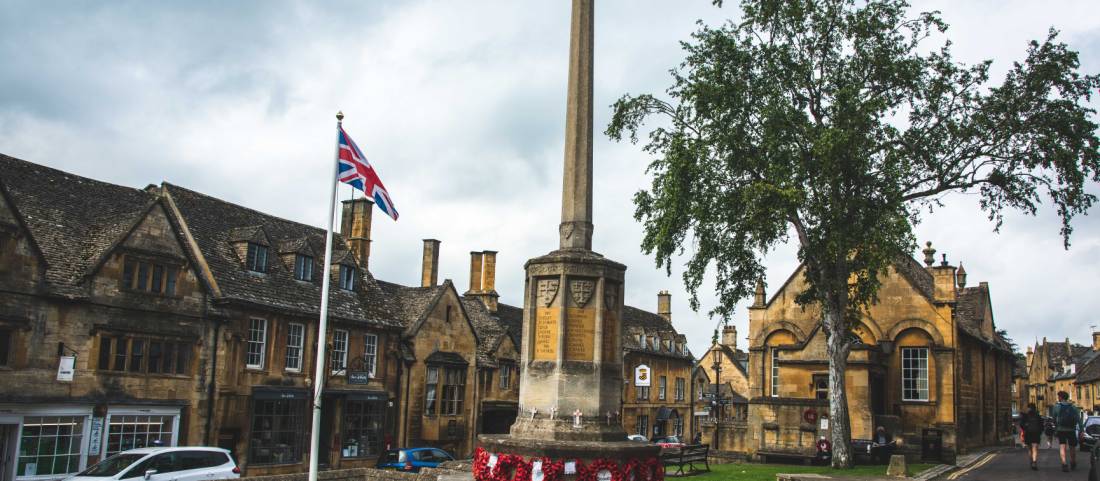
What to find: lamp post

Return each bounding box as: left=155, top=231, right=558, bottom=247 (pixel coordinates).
left=710, top=328, right=723, bottom=446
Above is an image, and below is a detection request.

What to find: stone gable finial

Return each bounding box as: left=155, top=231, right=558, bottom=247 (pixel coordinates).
left=922, top=241, right=936, bottom=267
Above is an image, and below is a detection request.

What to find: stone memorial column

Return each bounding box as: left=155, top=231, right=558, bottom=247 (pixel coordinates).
left=477, top=0, right=661, bottom=479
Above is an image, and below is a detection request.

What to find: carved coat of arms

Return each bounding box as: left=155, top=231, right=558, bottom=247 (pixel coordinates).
left=538, top=279, right=560, bottom=307
left=570, top=279, right=595, bottom=307
left=603, top=284, right=617, bottom=310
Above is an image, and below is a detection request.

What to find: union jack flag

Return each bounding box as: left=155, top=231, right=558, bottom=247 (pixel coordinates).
left=337, top=126, right=399, bottom=221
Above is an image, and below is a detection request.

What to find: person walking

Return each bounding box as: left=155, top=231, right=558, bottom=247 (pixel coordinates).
left=1019, top=403, right=1044, bottom=470
left=1050, top=391, right=1082, bottom=472
left=1044, top=414, right=1056, bottom=448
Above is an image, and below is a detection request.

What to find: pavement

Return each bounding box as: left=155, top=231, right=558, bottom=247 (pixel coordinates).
left=944, top=441, right=1091, bottom=481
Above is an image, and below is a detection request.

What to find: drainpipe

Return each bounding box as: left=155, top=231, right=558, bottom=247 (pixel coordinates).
left=402, top=355, right=412, bottom=447
left=205, top=320, right=222, bottom=445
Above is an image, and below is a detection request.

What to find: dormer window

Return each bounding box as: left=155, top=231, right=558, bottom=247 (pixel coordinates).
left=294, top=254, right=313, bottom=281
left=246, top=243, right=268, bottom=272
left=338, top=265, right=355, bottom=290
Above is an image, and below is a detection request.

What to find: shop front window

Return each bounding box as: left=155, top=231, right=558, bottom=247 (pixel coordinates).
left=341, top=400, right=383, bottom=458
left=105, top=415, right=174, bottom=456
left=17, top=416, right=85, bottom=477
left=250, top=399, right=305, bottom=465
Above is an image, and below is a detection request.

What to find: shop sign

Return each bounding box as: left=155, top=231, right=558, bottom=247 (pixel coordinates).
left=634, top=364, right=651, bottom=387
left=348, top=371, right=371, bottom=385
left=88, top=417, right=104, bottom=456
left=57, top=356, right=75, bottom=382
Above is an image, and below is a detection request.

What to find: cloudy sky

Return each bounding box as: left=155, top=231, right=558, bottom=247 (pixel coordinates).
left=2, top=1, right=1098, bottom=355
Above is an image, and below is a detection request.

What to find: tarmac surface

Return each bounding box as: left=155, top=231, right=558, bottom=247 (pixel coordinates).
left=948, top=441, right=1092, bottom=481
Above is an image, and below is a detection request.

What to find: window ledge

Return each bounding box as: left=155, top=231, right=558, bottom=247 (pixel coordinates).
left=96, top=370, right=191, bottom=379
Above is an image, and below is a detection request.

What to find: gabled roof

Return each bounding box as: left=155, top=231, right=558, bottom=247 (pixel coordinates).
left=377, top=279, right=481, bottom=343
left=1076, top=353, right=1100, bottom=384
left=461, top=298, right=518, bottom=367
left=954, top=284, right=1011, bottom=352
left=162, top=183, right=401, bottom=327
left=621, top=305, right=693, bottom=360
left=0, top=154, right=158, bottom=296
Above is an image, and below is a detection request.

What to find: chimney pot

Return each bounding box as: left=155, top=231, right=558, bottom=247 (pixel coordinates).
left=421, top=239, right=440, bottom=287
left=341, top=199, right=373, bottom=269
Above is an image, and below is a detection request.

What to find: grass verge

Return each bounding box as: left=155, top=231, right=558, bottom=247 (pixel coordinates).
left=674, top=461, right=937, bottom=481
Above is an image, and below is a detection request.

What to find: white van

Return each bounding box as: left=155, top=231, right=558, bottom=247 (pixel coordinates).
left=64, top=447, right=240, bottom=481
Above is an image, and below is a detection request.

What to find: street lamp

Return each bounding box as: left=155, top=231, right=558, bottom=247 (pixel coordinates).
left=711, top=328, right=723, bottom=424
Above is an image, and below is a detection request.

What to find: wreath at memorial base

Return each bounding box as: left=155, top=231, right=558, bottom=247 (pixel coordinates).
left=472, top=449, right=662, bottom=481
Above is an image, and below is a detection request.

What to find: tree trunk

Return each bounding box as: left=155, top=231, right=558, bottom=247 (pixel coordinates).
left=825, top=301, right=854, bottom=468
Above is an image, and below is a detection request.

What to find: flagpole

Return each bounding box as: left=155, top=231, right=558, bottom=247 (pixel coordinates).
left=308, top=110, right=344, bottom=481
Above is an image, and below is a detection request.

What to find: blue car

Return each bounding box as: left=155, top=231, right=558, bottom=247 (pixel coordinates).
left=376, top=448, right=454, bottom=472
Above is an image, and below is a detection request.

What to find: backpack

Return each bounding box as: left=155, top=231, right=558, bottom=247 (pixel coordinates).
left=1024, top=413, right=1044, bottom=434
left=1057, top=403, right=1078, bottom=429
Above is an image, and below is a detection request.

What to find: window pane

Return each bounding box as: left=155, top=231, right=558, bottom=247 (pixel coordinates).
left=105, top=415, right=174, bottom=457
left=151, top=265, right=164, bottom=294
left=176, top=343, right=189, bottom=375
left=137, top=263, right=149, bottom=291
left=363, top=334, right=377, bottom=377
left=247, top=319, right=267, bottom=368
left=341, top=400, right=383, bottom=458
left=114, top=338, right=128, bottom=371
left=331, top=330, right=348, bottom=373
left=98, top=336, right=112, bottom=370
left=18, top=416, right=85, bottom=477
left=162, top=343, right=175, bottom=374
left=130, top=340, right=144, bottom=372
left=249, top=399, right=305, bottom=465
left=285, top=324, right=304, bottom=371
left=148, top=342, right=162, bottom=374
left=123, top=259, right=136, bottom=289
left=165, top=267, right=177, bottom=296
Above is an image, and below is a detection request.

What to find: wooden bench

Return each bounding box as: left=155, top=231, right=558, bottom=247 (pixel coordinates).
left=661, top=444, right=710, bottom=476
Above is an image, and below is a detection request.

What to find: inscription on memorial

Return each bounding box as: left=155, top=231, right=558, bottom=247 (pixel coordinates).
left=601, top=308, right=617, bottom=362
left=564, top=307, right=595, bottom=360
left=534, top=307, right=560, bottom=360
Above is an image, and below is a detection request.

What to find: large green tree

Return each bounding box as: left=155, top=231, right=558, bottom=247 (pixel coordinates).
left=607, top=0, right=1100, bottom=467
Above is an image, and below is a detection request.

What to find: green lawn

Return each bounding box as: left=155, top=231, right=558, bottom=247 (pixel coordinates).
left=676, top=462, right=937, bottom=481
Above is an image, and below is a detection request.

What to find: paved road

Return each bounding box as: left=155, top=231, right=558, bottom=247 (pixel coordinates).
left=950, top=441, right=1091, bottom=481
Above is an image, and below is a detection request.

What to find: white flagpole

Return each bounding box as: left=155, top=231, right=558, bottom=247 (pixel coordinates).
left=308, top=110, right=344, bottom=481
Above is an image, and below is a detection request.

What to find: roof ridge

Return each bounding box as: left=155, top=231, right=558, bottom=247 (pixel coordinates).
left=163, top=182, right=336, bottom=234
left=0, top=153, right=148, bottom=195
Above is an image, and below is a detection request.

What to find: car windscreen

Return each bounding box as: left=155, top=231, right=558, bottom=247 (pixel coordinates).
left=79, top=454, right=147, bottom=477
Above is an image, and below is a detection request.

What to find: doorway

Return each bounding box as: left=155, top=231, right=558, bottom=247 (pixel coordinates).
left=870, top=373, right=886, bottom=415
left=0, top=424, right=17, bottom=481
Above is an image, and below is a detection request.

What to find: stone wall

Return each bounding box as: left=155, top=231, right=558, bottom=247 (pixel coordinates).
left=240, top=467, right=460, bottom=481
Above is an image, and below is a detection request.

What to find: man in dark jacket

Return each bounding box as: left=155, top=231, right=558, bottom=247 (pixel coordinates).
left=1050, top=391, right=1082, bottom=472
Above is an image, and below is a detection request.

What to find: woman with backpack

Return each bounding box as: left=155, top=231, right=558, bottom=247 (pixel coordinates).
left=1020, top=403, right=1044, bottom=470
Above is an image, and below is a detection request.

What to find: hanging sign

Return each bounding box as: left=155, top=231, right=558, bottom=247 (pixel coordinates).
left=57, top=356, right=76, bottom=382
left=634, top=364, right=651, bottom=387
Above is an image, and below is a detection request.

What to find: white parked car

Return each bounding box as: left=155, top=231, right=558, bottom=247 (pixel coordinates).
left=65, top=447, right=239, bottom=481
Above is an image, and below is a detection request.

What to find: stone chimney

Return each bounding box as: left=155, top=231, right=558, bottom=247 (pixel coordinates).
left=421, top=239, right=440, bottom=287
left=482, top=251, right=498, bottom=292
left=340, top=199, right=373, bottom=269
left=1026, top=346, right=1034, bottom=369
left=466, top=250, right=500, bottom=313
left=929, top=249, right=957, bottom=302
left=657, top=290, right=671, bottom=321
left=468, top=252, right=484, bottom=292
left=1093, top=332, right=1100, bottom=351
left=722, top=325, right=738, bottom=350
left=955, top=263, right=967, bottom=289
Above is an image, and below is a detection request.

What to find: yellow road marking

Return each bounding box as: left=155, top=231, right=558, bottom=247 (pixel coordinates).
left=947, top=452, right=998, bottom=480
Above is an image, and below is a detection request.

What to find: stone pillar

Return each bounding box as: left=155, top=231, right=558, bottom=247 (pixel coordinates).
left=558, top=0, right=594, bottom=251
